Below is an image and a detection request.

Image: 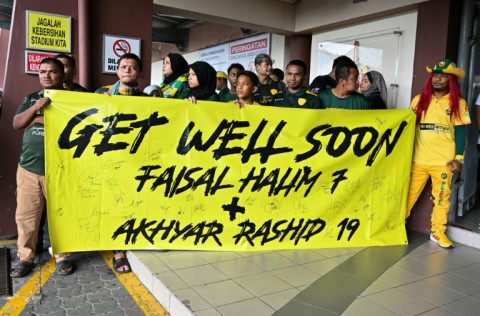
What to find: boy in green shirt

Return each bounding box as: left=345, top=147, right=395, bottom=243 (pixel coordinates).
left=231, top=71, right=260, bottom=108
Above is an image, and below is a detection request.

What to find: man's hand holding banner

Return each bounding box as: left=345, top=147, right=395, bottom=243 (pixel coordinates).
left=44, top=90, right=415, bottom=253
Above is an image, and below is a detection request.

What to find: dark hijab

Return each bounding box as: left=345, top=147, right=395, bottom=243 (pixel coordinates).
left=363, top=71, right=388, bottom=106
left=163, top=53, right=189, bottom=84
left=188, top=61, right=217, bottom=100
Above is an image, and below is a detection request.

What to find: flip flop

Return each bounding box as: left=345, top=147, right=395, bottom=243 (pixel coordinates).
left=56, top=259, right=74, bottom=275
left=112, top=257, right=131, bottom=274
left=10, top=261, right=35, bottom=278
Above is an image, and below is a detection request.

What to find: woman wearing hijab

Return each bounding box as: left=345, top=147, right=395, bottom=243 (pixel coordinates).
left=359, top=70, right=388, bottom=109
left=159, top=53, right=190, bottom=98
left=186, top=61, right=220, bottom=103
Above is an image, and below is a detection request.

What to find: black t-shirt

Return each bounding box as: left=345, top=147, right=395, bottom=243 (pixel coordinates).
left=73, top=83, right=89, bottom=92
left=271, top=88, right=322, bottom=109
left=253, top=78, right=285, bottom=105
left=365, top=93, right=387, bottom=109
left=309, top=75, right=336, bottom=94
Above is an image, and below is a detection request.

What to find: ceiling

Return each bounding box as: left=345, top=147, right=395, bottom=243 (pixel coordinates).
left=152, top=10, right=203, bottom=51
left=150, top=0, right=300, bottom=50
left=0, top=0, right=203, bottom=32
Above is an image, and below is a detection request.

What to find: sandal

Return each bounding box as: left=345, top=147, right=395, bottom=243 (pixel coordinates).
left=10, top=261, right=35, bottom=278
left=56, top=259, right=74, bottom=275
left=112, top=256, right=131, bottom=274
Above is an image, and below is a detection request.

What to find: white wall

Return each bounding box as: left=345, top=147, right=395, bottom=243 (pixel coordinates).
left=151, top=60, right=163, bottom=85
left=150, top=34, right=286, bottom=85
left=182, top=51, right=201, bottom=65
left=271, top=34, right=286, bottom=71
left=310, top=11, right=418, bottom=109
left=296, top=0, right=425, bottom=32
left=150, top=51, right=201, bottom=85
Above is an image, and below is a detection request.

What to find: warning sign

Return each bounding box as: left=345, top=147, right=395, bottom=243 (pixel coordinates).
left=113, top=40, right=131, bottom=57
left=103, top=34, right=141, bottom=74
left=26, top=11, right=71, bottom=53
left=228, top=34, right=270, bottom=72
left=25, top=50, right=57, bottom=74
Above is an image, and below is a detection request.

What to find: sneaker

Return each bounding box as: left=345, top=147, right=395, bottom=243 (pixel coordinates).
left=430, top=231, right=454, bottom=248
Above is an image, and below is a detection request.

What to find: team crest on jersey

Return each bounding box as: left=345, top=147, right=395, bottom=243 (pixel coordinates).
left=445, top=108, right=451, bottom=115
left=441, top=173, right=447, bottom=179
left=271, top=89, right=278, bottom=95
left=298, top=98, right=307, bottom=106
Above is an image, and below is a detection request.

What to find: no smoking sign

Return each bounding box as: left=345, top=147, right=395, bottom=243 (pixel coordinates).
left=103, top=34, right=141, bottom=74
left=113, top=39, right=131, bottom=57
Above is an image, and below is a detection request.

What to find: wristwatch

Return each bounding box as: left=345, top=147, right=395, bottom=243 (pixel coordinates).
left=457, top=159, right=464, bottom=165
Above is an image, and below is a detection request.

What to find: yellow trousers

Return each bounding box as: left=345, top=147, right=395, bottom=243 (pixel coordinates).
left=405, top=163, right=453, bottom=233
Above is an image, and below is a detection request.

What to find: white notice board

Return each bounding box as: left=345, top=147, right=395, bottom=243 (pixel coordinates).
left=103, top=34, right=141, bottom=74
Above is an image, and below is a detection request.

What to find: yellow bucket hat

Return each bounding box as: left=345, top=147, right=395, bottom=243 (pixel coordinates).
left=426, top=58, right=464, bottom=79
left=216, top=71, right=227, bottom=79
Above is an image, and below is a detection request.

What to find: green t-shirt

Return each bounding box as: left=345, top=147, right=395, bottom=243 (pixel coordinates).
left=318, top=89, right=370, bottom=109
left=206, top=93, right=220, bottom=102
left=218, top=87, right=237, bottom=102
left=270, top=88, right=323, bottom=109
left=16, top=90, right=46, bottom=175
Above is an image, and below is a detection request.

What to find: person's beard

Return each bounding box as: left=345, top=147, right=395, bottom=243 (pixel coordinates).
left=433, top=86, right=448, bottom=93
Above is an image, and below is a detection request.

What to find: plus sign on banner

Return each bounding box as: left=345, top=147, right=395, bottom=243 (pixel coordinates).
left=102, top=34, right=141, bottom=74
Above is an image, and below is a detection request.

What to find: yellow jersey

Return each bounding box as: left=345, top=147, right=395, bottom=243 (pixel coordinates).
left=409, top=93, right=470, bottom=165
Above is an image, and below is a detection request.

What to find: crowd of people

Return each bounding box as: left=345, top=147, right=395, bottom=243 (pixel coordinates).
left=143, top=53, right=388, bottom=109
left=9, top=50, right=471, bottom=278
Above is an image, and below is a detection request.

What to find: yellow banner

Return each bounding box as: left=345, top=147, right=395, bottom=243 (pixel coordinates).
left=44, top=90, right=415, bottom=253
left=26, top=11, right=71, bottom=52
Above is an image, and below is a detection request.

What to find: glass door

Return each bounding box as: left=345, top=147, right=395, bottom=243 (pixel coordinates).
left=316, top=28, right=403, bottom=108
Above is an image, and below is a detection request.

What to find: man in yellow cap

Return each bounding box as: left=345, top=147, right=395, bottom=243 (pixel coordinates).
left=216, top=70, right=233, bottom=102
left=405, top=58, right=471, bottom=248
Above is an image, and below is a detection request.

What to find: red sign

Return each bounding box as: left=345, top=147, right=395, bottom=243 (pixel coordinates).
left=25, top=50, right=57, bottom=74
left=113, top=39, right=131, bottom=57
left=230, top=39, right=268, bottom=55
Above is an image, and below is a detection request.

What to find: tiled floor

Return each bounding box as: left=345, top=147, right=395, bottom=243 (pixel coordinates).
left=454, top=207, right=480, bottom=232
left=126, top=228, right=480, bottom=316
